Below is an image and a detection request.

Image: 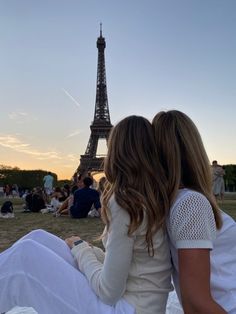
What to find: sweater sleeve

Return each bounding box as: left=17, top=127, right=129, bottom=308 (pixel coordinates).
left=71, top=198, right=135, bottom=305
left=91, top=246, right=105, bottom=263
left=72, top=245, right=105, bottom=264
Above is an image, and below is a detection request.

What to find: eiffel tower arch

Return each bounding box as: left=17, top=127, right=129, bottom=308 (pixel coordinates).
left=77, top=25, right=113, bottom=175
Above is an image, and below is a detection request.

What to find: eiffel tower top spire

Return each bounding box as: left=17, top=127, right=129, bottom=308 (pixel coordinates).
left=93, top=25, right=111, bottom=125
left=77, top=26, right=113, bottom=174
left=100, top=22, right=102, bottom=37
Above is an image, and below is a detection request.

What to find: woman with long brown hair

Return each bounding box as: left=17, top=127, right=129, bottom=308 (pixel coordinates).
left=66, top=115, right=172, bottom=313
left=153, top=110, right=236, bottom=314
left=0, top=115, right=172, bottom=314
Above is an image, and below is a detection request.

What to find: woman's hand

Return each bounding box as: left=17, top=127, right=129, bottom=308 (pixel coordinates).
left=65, top=236, right=81, bottom=249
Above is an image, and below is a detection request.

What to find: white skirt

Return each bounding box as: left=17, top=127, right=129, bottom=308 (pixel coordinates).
left=0, top=229, right=135, bottom=314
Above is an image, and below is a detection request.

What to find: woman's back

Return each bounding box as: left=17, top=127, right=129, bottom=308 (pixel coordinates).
left=102, top=197, right=172, bottom=314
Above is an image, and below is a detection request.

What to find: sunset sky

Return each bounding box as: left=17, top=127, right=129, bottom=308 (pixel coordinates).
left=0, top=0, right=235, bottom=179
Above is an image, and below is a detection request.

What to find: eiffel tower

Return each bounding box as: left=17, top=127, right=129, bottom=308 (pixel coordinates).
left=77, top=25, right=113, bottom=175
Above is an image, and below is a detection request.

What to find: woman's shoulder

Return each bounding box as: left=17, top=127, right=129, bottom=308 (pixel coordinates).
left=170, top=189, right=213, bottom=223
left=173, top=189, right=210, bottom=208
left=106, top=195, right=132, bottom=237
left=108, top=195, right=134, bottom=228
left=168, top=189, right=217, bottom=246
left=108, top=195, right=129, bottom=218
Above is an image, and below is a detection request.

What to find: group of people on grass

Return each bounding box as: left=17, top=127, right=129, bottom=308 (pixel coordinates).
left=0, top=110, right=235, bottom=314
left=52, top=176, right=103, bottom=218
left=1, top=184, right=19, bottom=198
left=22, top=172, right=105, bottom=219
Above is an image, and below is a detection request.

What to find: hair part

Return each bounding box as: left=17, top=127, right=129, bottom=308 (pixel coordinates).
left=152, top=110, right=222, bottom=229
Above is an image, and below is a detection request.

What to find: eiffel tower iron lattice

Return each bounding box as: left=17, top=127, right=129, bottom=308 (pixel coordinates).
left=77, top=25, right=113, bottom=174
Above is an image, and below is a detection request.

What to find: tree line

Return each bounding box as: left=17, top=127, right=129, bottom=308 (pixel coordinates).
left=0, top=165, right=58, bottom=190
left=1, top=164, right=236, bottom=192
left=224, top=164, right=236, bottom=192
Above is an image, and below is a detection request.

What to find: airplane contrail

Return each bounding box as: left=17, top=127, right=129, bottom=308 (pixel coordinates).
left=62, top=88, right=81, bottom=109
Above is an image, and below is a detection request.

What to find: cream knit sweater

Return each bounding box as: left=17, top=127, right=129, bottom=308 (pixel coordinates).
left=71, top=196, right=172, bottom=314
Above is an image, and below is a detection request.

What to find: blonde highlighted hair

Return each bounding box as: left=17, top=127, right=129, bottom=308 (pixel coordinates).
left=152, top=110, right=222, bottom=229
left=102, top=115, right=169, bottom=255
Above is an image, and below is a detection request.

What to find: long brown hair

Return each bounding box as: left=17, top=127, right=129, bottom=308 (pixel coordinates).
left=152, top=110, right=222, bottom=229
left=102, top=115, right=169, bottom=255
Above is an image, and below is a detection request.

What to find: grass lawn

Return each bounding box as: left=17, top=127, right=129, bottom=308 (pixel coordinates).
left=0, top=194, right=235, bottom=252
left=0, top=198, right=104, bottom=252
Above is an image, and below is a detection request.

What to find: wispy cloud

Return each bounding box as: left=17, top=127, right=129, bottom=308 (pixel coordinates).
left=62, top=88, right=81, bottom=109
left=8, top=111, right=37, bottom=123
left=66, top=129, right=83, bottom=138
left=8, top=112, right=28, bottom=119
left=0, top=134, right=62, bottom=160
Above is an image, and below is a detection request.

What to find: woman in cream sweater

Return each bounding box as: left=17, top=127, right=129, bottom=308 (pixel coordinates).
left=0, top=115, right=172, bottom=314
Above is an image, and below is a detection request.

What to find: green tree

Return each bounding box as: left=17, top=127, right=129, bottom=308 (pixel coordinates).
left=0, top=165, right=58, bottom=190
left=223, top=164, right=236, bottom=192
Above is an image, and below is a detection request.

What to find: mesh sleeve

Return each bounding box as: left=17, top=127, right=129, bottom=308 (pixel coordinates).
left=169, top=191, right=217, bottom=249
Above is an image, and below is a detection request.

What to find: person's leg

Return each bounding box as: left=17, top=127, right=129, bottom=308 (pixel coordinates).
left=220, top=179, right=225, bottom=202
left=44, top=188, right=51, bottom=204
left=0, top=239, right=134, bottom=314
left=14, top=229, right=76, bottom=267
left=60, top=208, right=69, bottom=215
left=54, top=198, right=69, bottom=216
left=58, top=198, right=69, bottom=213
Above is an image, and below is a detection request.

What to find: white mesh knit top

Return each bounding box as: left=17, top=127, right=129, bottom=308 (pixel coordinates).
left=168, top=189, right=217, bottom=249
left=167, top=188, right=236, bottom=313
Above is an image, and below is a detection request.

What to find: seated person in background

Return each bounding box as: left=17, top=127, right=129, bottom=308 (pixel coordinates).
left=21, top=189, right=30, bottom=199
left=62, top=184, right=70, bottom=199
left=76, top=174, right=85, bottom=189
left=88, top=176, right=108, bottom=218
left=70, top=177, right=101, bottom=219
left=25, top=187, right=46, bottom=213
left=54, top=185, right=78, bottom=217
left=97, top=176, right=107, bottom=195
left=50, top=187, right=67, bottom=212
left=87, top=171, right=96, bottom=188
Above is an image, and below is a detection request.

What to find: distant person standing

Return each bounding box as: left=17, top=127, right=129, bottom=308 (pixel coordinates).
left=43, top=172, right=54, bottom=196
left=212, top=160, right=225, bottom=201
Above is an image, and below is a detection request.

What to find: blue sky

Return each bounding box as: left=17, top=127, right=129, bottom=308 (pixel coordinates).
left=0, top=0, right=235, bottom=179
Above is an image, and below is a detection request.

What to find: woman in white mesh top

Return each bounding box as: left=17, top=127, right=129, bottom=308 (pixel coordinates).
left=152, top=110, right=236, bottom=314
left=0, top=116, right=172, bottom=314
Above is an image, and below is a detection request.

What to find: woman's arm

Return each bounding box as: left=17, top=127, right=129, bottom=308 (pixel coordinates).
left=68, top=200, right=134, bottom=305
left=178, top=248, right=227, bottom=314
